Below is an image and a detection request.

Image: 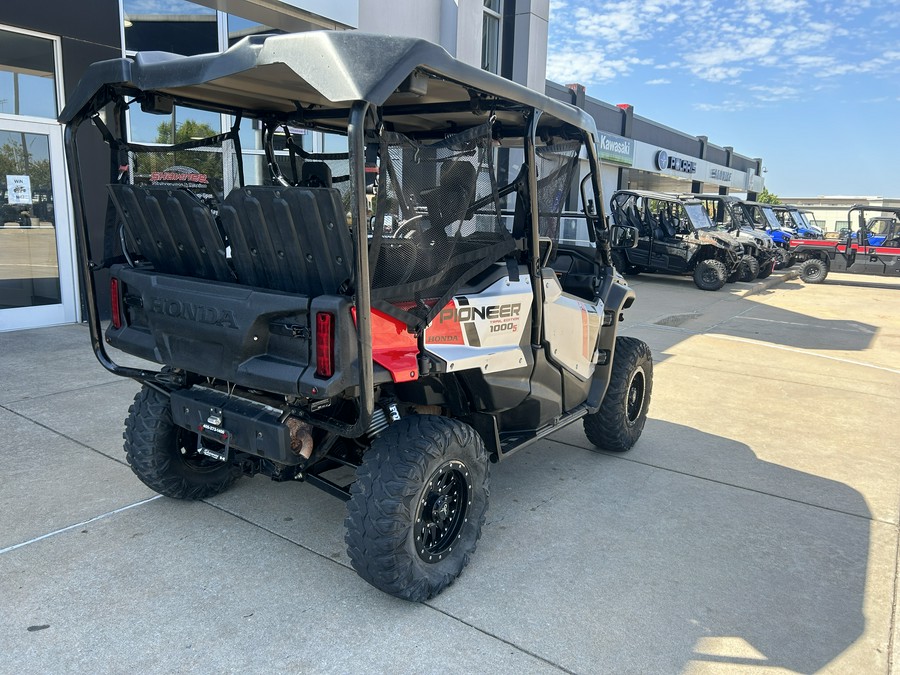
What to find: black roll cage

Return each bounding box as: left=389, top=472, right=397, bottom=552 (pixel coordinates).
left=61, top=33, right=611, bottom=438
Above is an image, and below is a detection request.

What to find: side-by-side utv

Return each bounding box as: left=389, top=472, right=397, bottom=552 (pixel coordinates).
left=60, top=31, right=652, bottom=601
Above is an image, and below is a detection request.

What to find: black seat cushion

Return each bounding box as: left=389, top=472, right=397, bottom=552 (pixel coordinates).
left=219, top=186, right=353, bottom=295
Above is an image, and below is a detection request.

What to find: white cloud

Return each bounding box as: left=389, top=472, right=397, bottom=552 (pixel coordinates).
left=545, top=0, right=895, bottom=107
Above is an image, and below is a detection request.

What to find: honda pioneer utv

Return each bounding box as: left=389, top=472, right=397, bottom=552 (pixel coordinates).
left=60, top=31, right=651, bottom=601
left=609, top=190, right=745, bottom=290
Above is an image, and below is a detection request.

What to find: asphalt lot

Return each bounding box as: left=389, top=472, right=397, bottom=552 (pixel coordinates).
left=2, top=269, right=899, bottom=674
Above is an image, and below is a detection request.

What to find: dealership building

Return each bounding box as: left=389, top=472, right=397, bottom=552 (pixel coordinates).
left=0, top=0, right=765, bottom=332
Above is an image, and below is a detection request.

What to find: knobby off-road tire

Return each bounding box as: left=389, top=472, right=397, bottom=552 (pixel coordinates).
left=738, top=256, right=760, bottom=282
left=693, top=258, right=727, bottom=291
left=799, top=257, right=828, bottom=284
left=123, top=386, right=239, bottom=499
left=756, top=258, right=775, bottom=279
left=584, top=336, right=653, bottom=453
left=345, top=415, right=489, bottom=602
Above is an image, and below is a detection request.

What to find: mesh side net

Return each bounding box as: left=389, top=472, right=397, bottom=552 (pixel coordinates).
left=370, top=121, right=516, bottom=330
left=534, top=141, right=581, bottom=244
left=276, top=127, right=352, bottom=212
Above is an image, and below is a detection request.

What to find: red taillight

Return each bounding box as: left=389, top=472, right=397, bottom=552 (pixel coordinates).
left=315, top=312, right=335, bottom=379
left=110, top=278, right=123, bottom=329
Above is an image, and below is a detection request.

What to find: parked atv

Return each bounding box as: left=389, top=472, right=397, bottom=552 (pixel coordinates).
left=741, top=201, right=794, bottom=269
left=609, top=190, right=744, bottom=290
left=792, top=205, right=900, bottom=283
left=689, top=193, right=778, bottom=279
left=60, top=31, right=652, bottom=602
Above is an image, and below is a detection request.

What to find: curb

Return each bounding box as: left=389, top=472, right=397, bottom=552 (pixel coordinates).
left=740, top=269, right=800, bottom=298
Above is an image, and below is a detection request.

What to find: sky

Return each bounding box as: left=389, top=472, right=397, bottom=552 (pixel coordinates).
left=546, top=0, right=900, bottom=198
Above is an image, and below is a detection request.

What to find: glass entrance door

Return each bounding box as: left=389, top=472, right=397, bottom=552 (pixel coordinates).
left=0, top=117, right=77, bottom=330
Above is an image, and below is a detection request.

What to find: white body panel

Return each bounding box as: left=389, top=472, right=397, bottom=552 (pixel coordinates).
left=541, top=271, right=602, bottom=381
left=423, top=276, right=532, bottom=374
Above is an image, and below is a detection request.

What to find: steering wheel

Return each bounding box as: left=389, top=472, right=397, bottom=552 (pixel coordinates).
left=392, top=214, right=425, bottom=240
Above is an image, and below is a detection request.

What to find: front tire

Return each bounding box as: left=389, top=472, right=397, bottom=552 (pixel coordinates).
left=693, top=258, right=727, bottom=291
left=584, top=336, right=653, bottom=453
left=345, top=416, right=489, bottom=602
left=774, top=248, right=792, bottom=269
left=123, top=386, right=239, bottom=499
left=799, top=257, right=828, bottom=283
left=612, top=250, right=643, bottom=276
left=756, top=258, right=775, bottom=279
left=739, top=256, right=760, bottom=282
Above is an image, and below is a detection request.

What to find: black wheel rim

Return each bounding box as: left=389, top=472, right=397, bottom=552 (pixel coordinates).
left=702, top=267, right=719, bottom=285
left=626, top=367, right=646, bottom=426
left=806, top=264, right=822, bottom=280
left=415, top=459, right=470, bottom=562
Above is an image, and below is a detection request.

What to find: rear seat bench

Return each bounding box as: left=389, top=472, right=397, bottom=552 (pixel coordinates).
left=109, top=183, right=354, bottom=297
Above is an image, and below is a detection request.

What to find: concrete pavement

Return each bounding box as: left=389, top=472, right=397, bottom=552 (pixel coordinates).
left=2, top=269, right=899, bottom=674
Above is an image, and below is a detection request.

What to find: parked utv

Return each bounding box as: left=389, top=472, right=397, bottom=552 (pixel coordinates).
left=688, top=193, right=778, bottom=280
left=741, top=200, right=794, bottom=269
left=792, top=205, right=900, bottom=283
left=862, top=215, right=900, bottom=246
left=772, top=204, right=824, bottom=239
left=609, top=190, right=745, bottom=290
left=60, top=31, right=652, bottom=602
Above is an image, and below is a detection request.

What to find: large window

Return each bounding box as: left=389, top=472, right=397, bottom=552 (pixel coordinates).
left=228, top=14, right=283, bottom=47
left=123, top=0, right=217, bottom=56
left=121, top=1, right=333, bottom=192
left=481, top=0, right=502, bottom=74
left=0, top=28, right=58, bottom=119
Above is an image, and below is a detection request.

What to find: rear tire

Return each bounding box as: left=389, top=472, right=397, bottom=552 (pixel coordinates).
left=799, top=258, right=828, bottom=284
left=584, top=336, right=653, bottom=453
left=123, top=386, right=239, bottom=499
left=345, top=416, right=489, bottom=602
left=693, top=258, right=727, bottom=291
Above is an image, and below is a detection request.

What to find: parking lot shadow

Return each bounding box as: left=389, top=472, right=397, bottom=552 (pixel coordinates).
left=458, top=420, right=872, bottom=674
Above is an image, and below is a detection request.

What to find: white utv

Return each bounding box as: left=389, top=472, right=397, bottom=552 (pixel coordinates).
left=60, top=31, right=652, bottom=601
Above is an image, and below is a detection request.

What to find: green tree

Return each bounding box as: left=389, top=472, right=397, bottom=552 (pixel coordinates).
left=756, top=187, right=781, bottom=204
left=148, top=119, right=223, bottom=183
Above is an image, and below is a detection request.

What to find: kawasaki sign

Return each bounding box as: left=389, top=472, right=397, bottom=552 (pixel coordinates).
left=598, top=133, right=634, bottom=166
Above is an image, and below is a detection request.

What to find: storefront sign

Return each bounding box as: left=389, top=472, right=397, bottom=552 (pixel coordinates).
left=709, top=167, right=732, bottom=182
left=598, top=133, right=633, bottom=166
left=655, top=150, right=696, bottom=174
left=6, top=175, right=32, bottom=205
left=747, top=173, right=765, bottom=192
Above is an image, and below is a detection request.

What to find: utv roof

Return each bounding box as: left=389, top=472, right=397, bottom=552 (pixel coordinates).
left=682, top=193, right=743, bottom=202
left=59, top=30, right=595, bottom=136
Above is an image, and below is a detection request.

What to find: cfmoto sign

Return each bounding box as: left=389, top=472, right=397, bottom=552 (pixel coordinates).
left=655, top=149, right=697, bottom=174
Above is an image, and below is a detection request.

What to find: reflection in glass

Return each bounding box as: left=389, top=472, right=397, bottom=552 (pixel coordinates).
left=123, top=0, right=217, bottom=56
left=0, top=131, right=61, bottom=308
left=0, top=28, right=57, bottom=119
left=130, top=105, right=220, bottom=144
left=227, top=15, right=283, bottom=47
